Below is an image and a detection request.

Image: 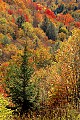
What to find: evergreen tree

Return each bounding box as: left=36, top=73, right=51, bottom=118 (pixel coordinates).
left=41, top=16, right=57, bottom=40
left=54, top=4, right=64, bottom=14
left=16, top=16, right=25, bottom=28
left=41, top=15, right=49, bottom=33
left=5, top=45, right=35, bottom=115
left=46, top=21, right=57, bottom=40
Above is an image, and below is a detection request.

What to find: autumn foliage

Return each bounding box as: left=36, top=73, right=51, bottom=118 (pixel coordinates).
left=56, top=13, right=74, bottom=26
left=0, top=0, right=80, bottom=119
left=75, top=21, right=80, bottom=28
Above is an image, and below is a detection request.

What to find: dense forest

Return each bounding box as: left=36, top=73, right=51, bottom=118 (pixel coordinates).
left=0, top=0, right=80, bottom=120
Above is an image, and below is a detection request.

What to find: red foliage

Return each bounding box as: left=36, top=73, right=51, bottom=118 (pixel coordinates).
left=24, top=14, right=29, bottom=22
left=36, top=4, right=43, bottom=11
left=32, top=3, right=42, bottom=11
left=45, top=9, right=56, bottom=19
left=33, top=3, right=45, bottom=12
left=75, top=22, right=80, bottom=28
left=8, top=9, right=14, bottom=15
left=45, top=9, right=52, bottom=15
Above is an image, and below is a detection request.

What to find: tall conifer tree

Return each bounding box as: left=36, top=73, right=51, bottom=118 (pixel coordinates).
left=5, top=44, right=34, bottom=115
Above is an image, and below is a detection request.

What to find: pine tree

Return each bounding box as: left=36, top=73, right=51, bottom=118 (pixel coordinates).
left=41, top=16, right=57, bottom=40
left=46, top=21, right=57, bottom=40
left=41, top=15, right=49, bottom=33
left=5, top=45, right=34, bottom=115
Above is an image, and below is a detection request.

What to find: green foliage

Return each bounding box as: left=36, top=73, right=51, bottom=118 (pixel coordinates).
left=16, top=16, right=25, bottom=28
left=41, top=16, right=57, bottom=40
left=63, top=9, right=68, bottom=14
left=59, top=27, right=68, bottom=34
left=0, top=18, right=7, bottom=34
left=33, top=0, right=36, bottom=2
left=71, top=11, right=80, bottom=21
left=76, top=114, right=80, bottom=120
left=11, top=33, right=16, bottom=40
left=5, top=45, right=36, bottom=115
left=52, top=41, right=61, bottom=52
left=41, top=16, right=49, bottom=33
left=46, top=21, right=57, bottom=40
left=54, top=4, right=64, bottom=14
left=0, top=21, right=14, bottom=35
left=0, top=18, right=7, bottom=24
left=0, top=0, right=80, bottom=119
left=58, top=32, right=66, bottom=41
left=58, top=27, right=69, bottom=41
left=1, top=35, right=11, bottom=45
left=22, top=22, right=34, bottom=38
left=0, top=95, right=13, bottom=120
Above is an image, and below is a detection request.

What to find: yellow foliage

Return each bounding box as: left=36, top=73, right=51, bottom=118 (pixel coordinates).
left=0, top=33, right=4, bottom=41
left=34, top=45, right=51, bottom=62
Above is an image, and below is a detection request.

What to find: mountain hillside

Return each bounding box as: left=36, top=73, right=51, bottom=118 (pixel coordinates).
left=0, top=0, right=80, bottom=119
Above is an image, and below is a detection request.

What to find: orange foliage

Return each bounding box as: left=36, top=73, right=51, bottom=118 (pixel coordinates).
left=17, top=8, right=23, bottom=15
left=12, top=18, right=15, bottom=23
left=2, top=62, right=9, bottom=67
left=56, top=13, right=74, bottom=26
left=35, top=12, right=43, bottom=23
left=0, top=0, right=2, bottom=2
left=0, top=85, right=7, bottom=97
left=0, top=0, right=7, bottom=11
